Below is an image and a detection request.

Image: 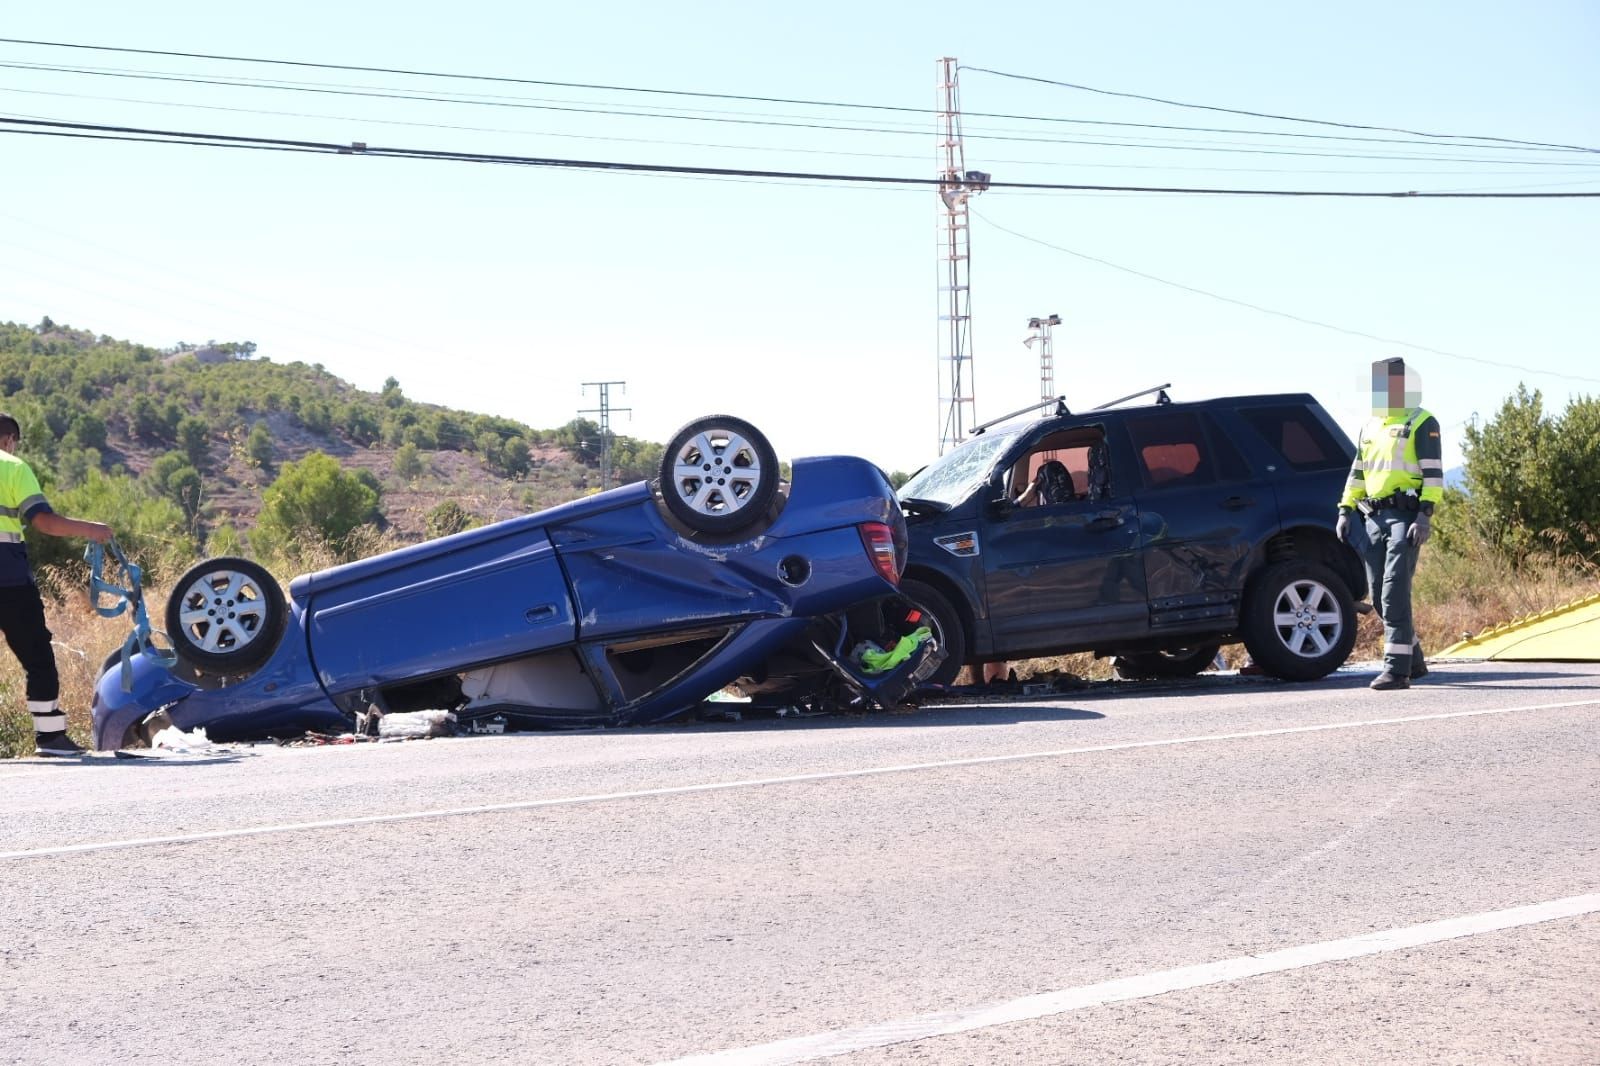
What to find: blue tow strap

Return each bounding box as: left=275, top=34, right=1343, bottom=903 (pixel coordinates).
left=86, top=540, right=178, bottom=691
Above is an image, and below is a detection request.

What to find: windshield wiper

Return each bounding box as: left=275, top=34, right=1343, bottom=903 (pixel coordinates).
left=898, top=497, right=951, bottom=515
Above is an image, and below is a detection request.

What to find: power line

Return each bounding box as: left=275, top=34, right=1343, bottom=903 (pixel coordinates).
left=9, top=81, right=1596, bottom=178
left=4, top=59, right=1597, bottom=174
left=0, top=44, right=1593, bottom=158
left=5, top=115, right=1600, bottom=197
left=4, top=59, right=1589, bottom=169
left=960, top=65, right=1600, bottom=155
left=972, top=208, right=1600, bottom=386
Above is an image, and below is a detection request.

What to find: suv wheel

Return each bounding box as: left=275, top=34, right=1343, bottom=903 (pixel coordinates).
left=1113, top=644, right=1221, bottom=681
left=899, top=578, right=965, bottom=688
left=1240, top=560, right=1357, bottom=681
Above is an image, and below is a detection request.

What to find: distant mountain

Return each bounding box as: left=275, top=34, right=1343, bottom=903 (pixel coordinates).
left=1445, top=465, right=1468, bottom=491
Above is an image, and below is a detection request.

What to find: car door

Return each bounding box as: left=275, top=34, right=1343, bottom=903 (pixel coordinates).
left=1120, top=407, right=1268, bottom=630
left=299, top=521, right=577, bottom=696
left=981, top=421, right=1148, bottom=653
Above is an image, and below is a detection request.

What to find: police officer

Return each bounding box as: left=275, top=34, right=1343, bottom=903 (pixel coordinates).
left=0, top=413, right=113, bottom=755
left=1336, top=358, right=1444, bottom=690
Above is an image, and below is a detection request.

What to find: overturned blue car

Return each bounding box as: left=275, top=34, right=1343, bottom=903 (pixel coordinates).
left=92, top=416, right=941, bottom=749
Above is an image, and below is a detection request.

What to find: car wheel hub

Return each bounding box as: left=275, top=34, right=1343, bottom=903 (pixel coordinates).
left=672, top=430, right=763, bottom=517
left=176, top=570, right=270, bottom=653
left=1270, top=579, right=1343, bottom=658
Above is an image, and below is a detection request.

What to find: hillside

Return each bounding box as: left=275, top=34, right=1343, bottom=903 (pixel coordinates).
left=0, top=319, right=662, bottom=563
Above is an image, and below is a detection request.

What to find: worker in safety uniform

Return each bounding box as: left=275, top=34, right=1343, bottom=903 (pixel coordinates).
left=1336, top=358, right=1444, bottom=690
left=0, top=413, right=113, bottom=755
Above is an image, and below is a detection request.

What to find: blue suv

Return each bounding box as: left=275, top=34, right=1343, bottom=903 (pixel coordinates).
left=898, top=390, right=1367, bottom=684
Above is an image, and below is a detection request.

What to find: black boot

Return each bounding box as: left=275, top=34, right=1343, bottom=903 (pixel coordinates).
left=1370, top=671, right=1410, bottom=691
left=35, top=733, right=88, bottom=757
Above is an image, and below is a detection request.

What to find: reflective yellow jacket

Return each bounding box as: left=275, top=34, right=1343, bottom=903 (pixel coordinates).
left=1338, top=408, right=1445, bottom=511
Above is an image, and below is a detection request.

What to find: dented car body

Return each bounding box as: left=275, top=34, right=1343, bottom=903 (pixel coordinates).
left=91, top=418, right=940, bottom=749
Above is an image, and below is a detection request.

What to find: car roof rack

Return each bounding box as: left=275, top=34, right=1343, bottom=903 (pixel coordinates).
left=1092, top=383, right=1172, bottom=411
left=971, top=395, right=1070, bottom=436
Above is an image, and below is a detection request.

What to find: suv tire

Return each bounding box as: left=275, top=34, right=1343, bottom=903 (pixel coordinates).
left=1241, top=559, right=1357, bottom=681
left=899, top=578, right=966, bottom=688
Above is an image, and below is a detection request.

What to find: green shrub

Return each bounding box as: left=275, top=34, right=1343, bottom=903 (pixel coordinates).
left=393, top=442, right=424, bottom=479
left=254, top=452, right=382, bottom=560
left=246, top=421, right=273, bottom=467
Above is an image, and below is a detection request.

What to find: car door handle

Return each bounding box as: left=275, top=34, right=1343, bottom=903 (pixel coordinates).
left=525, top=604, right=559, bottom=623
left=1221, top=496, right=1256, bottom=510
left=1087, top=511, right=1123, bottom=530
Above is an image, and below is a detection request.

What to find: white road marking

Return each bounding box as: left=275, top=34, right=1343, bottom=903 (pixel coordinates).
left=3, top=696, right=1596, bottom=862
left=656, top=893, right=1600, bottom=1066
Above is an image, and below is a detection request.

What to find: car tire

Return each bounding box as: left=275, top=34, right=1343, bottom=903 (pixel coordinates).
left=899, top=578, right=966, bottom=687
left=658, top=415, right=781, bottom=535
left=1240, top=559, right=1357, bottom=681
left=165, top=557, right=288, bottom=675
left=1113, top=644, right=1221, bottom=681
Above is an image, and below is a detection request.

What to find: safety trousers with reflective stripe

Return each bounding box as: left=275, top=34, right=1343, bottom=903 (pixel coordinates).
left=0, top=582, right=60, bottom=711
left=1357, top=507, right=1424, bottom=677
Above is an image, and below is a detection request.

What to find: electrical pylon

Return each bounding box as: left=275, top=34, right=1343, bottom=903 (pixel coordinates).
left=935, top=57, right=990, bottom=455
left=579, top=381, right=630, bottom=490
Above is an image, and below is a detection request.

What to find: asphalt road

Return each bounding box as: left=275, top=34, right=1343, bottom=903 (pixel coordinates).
left=3, top=661, right=1597, bottom=1065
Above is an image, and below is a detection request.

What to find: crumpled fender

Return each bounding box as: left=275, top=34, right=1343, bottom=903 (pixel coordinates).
left=90, top=651, right=200, bottom=750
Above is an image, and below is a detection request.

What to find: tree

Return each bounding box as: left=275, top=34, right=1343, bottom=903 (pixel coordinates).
left=177, top=416, right=210, bottom=469
left=145, top=451, right=190, bottom=496
left=381, top=376, right=405, bottom=408
left=70, top=412, right=108, bottom=450
left=501, top=436, right=531, bottom=478
left=393, top=441, right=424, bottom=479
left=1546, top=394, right=1600, bottom=556
left=129, top=394, right=168, bottom=441
left=246, top=421, right=274, bottom=467
left=256, top=452, right=382, bottom=556
left=167, top=465, right=204, bottom=523
left=1461, top=385, right=1600, bottom=558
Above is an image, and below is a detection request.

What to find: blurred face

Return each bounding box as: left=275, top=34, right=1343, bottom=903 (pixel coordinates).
left=0, top=434, right=15, bottom=454
left=1370, top=360, right=1422, bottom=416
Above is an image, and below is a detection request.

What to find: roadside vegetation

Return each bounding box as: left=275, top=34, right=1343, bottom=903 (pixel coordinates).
left=0, top=317, right=1594, bottom=754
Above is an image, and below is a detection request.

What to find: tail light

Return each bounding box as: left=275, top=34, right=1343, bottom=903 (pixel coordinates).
left=858, top=521, right=900, bottom=585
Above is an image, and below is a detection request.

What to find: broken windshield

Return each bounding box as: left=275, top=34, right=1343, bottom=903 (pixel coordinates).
left=897, top=427, right=1021, bottom=509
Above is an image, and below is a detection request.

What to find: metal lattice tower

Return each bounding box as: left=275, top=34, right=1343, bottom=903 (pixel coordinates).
left=579, top=380, right=631, bottom=490
left=935, top=57, right=989, bottom=455
left=1025, top=314, right=1062, bottom=403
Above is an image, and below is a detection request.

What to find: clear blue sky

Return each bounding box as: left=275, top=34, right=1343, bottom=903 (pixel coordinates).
left=3, top=1, right=1595, bottom=474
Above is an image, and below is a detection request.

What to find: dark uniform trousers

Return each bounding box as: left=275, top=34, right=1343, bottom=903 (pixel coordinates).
left=0, top=583, right=60, bottom=703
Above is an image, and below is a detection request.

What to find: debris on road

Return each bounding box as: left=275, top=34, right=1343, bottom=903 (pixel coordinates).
left=378, top=710, right=457, bottom=739
left=150, top=725, right=218, bottom=753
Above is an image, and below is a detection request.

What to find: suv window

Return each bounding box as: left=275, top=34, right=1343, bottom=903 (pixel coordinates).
left=1238, top=405, right=1346, bottom=471
left=1007, top=426, right=1110, bottom=504
left=1125, top=410, right=1215, bottom=490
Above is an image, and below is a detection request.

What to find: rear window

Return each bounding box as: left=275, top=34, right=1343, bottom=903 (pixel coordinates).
left=1239, top=405, right=1346, bottom=471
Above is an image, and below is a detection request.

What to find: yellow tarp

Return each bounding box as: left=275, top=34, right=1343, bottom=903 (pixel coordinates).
left=1437, top=592, right=1600, bottom=661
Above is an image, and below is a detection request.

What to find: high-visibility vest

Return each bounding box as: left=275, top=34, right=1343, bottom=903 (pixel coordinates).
left=1340, top=408, right=1443, bottom=508
left=0, top=450, right=47, bottom=545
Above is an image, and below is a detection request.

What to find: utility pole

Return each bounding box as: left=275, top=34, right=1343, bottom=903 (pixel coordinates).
left=1024, top=314, right=1062, bottom=403
left=579, top=381, right=630, bottom=490
left=935, top=56, right=991, bottom=455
